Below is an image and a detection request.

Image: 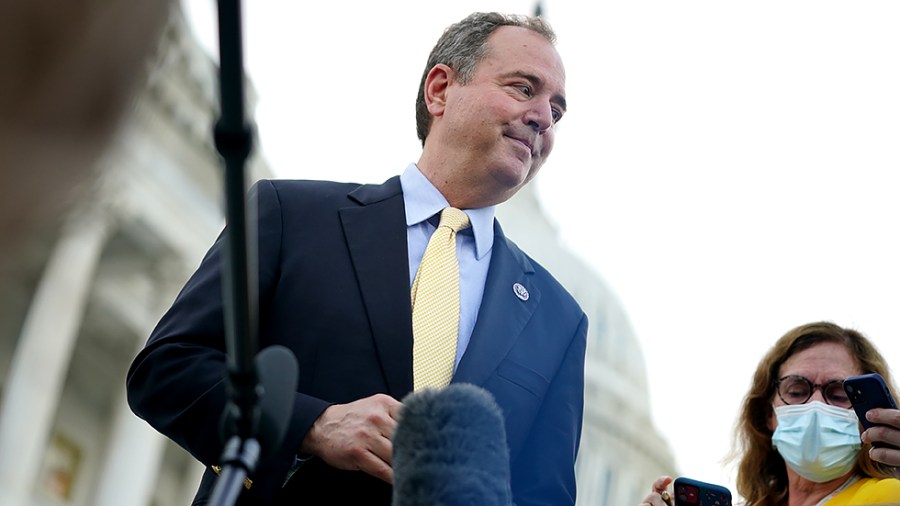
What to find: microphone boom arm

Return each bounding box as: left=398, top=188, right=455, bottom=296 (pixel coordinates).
left=209, top=0, right=262, bottom=503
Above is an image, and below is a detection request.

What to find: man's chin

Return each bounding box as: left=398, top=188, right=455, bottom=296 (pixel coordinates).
left=493, top=169, right=537, bottom=198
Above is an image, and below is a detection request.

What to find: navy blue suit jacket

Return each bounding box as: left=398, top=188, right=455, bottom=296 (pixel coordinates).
left=126, top=177, right=587, bottom=505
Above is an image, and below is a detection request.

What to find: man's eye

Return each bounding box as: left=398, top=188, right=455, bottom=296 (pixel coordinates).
left=551, top=109, right=562, bottom=123
left=519, top=85, right=532, bottom=97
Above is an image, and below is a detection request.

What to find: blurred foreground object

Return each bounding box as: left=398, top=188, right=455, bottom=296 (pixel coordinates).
left=0, top=0, right=170, bottom=279
left=392, top=384, right=511, bottom=506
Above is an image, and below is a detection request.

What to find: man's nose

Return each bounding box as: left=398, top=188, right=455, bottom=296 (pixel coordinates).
left=524, top=101, right=553, bottom=133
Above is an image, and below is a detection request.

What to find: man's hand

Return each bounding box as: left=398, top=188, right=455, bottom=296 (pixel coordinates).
left=301, top=393, right=404, bottom=483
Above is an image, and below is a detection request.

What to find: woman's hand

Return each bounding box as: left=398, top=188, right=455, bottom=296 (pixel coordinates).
left=638, top=475, right=674, bottom=506
left=862, top=407, right=900, bottom=470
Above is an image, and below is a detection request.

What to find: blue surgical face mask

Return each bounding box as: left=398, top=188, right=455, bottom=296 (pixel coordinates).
left=771, top=401, right=861, bottom=483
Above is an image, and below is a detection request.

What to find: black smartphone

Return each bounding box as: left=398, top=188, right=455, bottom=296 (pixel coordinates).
left=843, top=373, right=899, bottom=449
left=672, top=477, right=732, bottom=506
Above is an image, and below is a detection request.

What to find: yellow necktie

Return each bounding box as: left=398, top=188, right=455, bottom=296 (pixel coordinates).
left=411, top=207, right=471, bottom=391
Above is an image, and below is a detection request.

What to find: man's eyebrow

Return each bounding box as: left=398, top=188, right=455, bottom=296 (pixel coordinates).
left=554, top=94, right=567, bottom=113
left=504, top=71, right=567, bottom=111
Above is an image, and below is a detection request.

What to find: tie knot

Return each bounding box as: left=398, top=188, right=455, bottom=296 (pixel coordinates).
left=438, top=207, right=470, bottom=233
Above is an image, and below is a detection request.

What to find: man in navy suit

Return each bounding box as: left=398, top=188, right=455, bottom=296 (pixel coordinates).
left=127, top=11, right=587, bottom=505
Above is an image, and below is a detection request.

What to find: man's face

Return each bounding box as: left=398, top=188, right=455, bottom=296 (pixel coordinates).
left=437, top=26, right=566, bottom=207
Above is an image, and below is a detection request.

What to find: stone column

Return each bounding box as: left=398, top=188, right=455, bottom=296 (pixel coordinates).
left=177, top=460, right=208, bottom=504
left=0, top=204, right=112, bottom=506
left=91, top=248, right=197, bottom=506
left=92, top=371, right=167, bottom=506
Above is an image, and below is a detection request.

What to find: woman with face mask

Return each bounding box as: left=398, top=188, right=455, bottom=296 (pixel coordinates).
left=639, top=322, right=900, bottom=506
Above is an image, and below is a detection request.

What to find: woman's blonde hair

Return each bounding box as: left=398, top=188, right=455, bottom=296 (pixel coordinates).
left=733, top=322, right=897, bottom=505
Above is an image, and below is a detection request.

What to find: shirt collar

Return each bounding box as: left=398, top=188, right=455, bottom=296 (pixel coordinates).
left=400, top=163, right=495, bottom=259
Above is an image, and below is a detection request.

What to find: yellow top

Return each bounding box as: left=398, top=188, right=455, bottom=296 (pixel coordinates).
left=826, top=477, right=900, bottom=505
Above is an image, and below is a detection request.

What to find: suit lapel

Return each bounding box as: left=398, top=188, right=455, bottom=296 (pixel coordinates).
left=339, top=177, right=414, bottom=397
left=453, top=224, right=540, bottom=386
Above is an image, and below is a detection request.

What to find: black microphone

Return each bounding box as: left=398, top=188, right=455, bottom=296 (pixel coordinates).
left=392, top=383, right=512, bottom=506
left=254, top=345, right=298, bottom=457
left=211, top=345, right=297, bottom=506
left=218, top=345, right=298, bottom=459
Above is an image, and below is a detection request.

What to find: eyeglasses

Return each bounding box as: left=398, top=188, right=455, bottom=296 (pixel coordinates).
left=774, top=375, right=852, bottom=409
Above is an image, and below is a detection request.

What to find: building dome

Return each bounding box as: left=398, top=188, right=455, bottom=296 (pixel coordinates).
left=498, top=183, right=675, bottom=505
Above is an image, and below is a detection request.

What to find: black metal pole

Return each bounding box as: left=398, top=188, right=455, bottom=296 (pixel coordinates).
left=210, top=0, right=260, bottom=503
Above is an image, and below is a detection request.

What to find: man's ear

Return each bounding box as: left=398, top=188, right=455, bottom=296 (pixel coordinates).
left=423, top=64, right=454, bottom=117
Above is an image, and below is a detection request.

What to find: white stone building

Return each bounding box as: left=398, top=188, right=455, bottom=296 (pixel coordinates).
left=0, top=4, right=674, bottom=505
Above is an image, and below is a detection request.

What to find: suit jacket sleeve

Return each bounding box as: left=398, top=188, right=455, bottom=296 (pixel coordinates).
left=125, top=179, right=330, bottom=500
